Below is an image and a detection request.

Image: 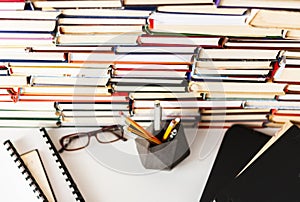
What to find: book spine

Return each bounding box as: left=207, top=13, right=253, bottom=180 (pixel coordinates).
left=39, top=127, right=85, bottom=202
left=3, top=140, right=48, bottom=202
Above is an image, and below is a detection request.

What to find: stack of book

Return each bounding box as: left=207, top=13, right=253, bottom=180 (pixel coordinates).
left=0, top=58, right=114, bottom=101
left=0, top=102, right=60, bottom=127
left=55, top=100, right=129, bottom=127
left=1, top=0, right=300, bottom=128
left=129, top=92, right=202, bottom=127
left=0, top=10, right=59, bottom=48
left=56, top=9, right=149, bottom=46
left=138, top=1, right=300, bottom=128
left=188, top=48, right=283, bottom=127
left=109, top=52, right=192, bottom=93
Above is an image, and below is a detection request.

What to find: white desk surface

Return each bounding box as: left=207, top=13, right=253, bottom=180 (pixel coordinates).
left=0, top=127, right=278, bottom=202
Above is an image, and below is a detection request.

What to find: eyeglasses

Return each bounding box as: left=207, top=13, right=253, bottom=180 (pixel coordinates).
left=58, top=125, right=127, bottom=153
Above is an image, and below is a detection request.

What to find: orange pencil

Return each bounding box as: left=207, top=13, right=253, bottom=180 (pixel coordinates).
left=120, top=111, right=162, bottom=145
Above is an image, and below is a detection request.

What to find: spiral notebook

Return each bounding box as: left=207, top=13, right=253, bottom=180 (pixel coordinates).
left=3, top=140, right=47, bottom=202
left=21, top=149, right=57, bottom=202
left=2, top=128, right=85, bottom=202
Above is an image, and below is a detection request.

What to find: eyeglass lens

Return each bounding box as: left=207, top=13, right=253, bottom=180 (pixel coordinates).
left=61, top=133, right=89, bottom=151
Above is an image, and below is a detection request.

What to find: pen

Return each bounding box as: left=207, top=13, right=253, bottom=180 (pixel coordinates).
left=120, top=111, right=162, bottom=145
left=128, top=94, right=134, bottom=116
left=153, top=100, right=162, bottom=131
left=162, top=117, right=180, bottom=141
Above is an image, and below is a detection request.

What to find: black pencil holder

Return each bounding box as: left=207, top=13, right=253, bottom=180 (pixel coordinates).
left=135, top=122, right=190, bottom=170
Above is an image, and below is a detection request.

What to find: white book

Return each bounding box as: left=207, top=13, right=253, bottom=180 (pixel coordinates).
left=216, top=0, right=300, bottom=10
left=195, top=60, right=273, bottom=70
left=197, top=48, right=279, bottom=60
left=10, top=66, right=109, bottom=77
left=0, top=119, right=59, bottom=127
left=113, top=85, right=186, bottom=92
left=20, top=86, right=111, bottom=96
left=61, top=116, right=122, bottom=126
left=149, top=11, right=247, bottom=26
left=58, top=18, right=145, bottom=25
left=56, top=34, right=140, bottom=46
left=115, top=45, right=197, bottom=54
left=157, top=5, right=247, bottom=15
left=0, top=39, right=55, bottom=48
left=59, top=25, right=143, bottom=34
left=243, top=100, right=300, bottom=110
left=112, top=69, right=187, bottom=78
left=56, top=102, right=128, bottom=111
left=0, top=2, right=25, bottom=10
left=0, top=51, right=66, bottom=61
left=69, top=52, right=192, bottom=63
left=0, top=10, right=60, bottom=20
left=61, top=8, right=151, bottom=17
left=123, top=0, right=213, bottom=5
left=0, top=101, right=56, bottom=111
left=113, top=64, right=189, bottom=70
left=0, top=20, right=56, bottom=32
left=149, top=24, right=282, bottom=38
left=32, top=0, right=122, bottom=9
left=0, top=75, right=28, bottom=87
left=110, top=77, right=184, bottom=84
left=0, top=111, right=58, bottom=119
left=188, top=81, right=286, bottom=93
left=133, top=100, right=243, bottom=108
left=31, top=76, right=109, bottom=87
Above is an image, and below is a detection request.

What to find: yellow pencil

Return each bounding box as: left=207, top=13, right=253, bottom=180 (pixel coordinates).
left=162, top=118, right=181, bottom=141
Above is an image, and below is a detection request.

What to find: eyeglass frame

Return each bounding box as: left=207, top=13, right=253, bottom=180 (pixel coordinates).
left=58, top=124, right=127, bottom=153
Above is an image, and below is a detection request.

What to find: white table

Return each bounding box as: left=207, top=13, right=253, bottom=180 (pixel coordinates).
left=0, top=127, right=278, bottom=202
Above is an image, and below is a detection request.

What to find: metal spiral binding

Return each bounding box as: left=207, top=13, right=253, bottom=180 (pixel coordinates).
left=39, top=127, right=85, bottom=202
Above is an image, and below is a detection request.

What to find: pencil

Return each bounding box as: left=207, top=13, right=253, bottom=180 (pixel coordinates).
left=120, top=111, right=162, bottom=145
left=127, top=126, right=162, bottom=145
left=127, top=126, right=144, bottom=137
left=162, top=118, right=180, bottom=141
